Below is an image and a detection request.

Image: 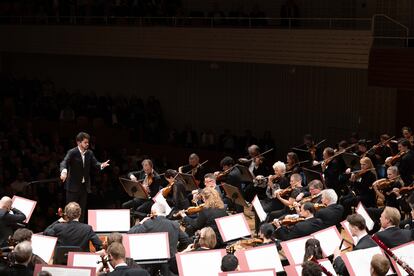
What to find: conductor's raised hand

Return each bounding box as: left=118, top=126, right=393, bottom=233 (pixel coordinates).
left=101, top=160, right=110, bottom=169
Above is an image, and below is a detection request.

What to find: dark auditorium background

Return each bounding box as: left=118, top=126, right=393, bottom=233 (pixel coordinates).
left=0, top=0, right=414, bottom=232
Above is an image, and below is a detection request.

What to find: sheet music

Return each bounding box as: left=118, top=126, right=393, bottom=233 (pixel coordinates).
left=40, top=266, right=94, bottom=276
left=343, top=246, right=384, bottom=276
left=93, top=210, right=130, bottom=232
left=391, top=242, right=414, bottom=276
left=312, top=226, right=342, bottom=256
left=251, top=196, right=267, bottom=222
left=127, top=233, right=170, bottom=260
left=356, top=203, right=374, bottom=231
left=177, top=250, right=224, bottom=276
left=31, top=234, right=57, bottom=263
left=242, top=244, right=284, bottom=272
left=223, top=270, right=276, bottom=276
left=215, top=214, right=250, bottom=242
left=281, top=237, right=309, bottom=265
left=341, top=221, right=358, bottom=245
left=153, top=192, right=172, bottom=215
left=69, top=252, right=102, bottom=270
left=11, top=196, right=36, bottom=223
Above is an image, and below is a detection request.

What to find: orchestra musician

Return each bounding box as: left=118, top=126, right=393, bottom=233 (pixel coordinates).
left=314, top=189, right=344, bottom=229
left=238, top=144, right=261, bottom=175
left=11, top=229, right=47, bottom=270
left=0, top=241, right=33, bottom=276
left=372, top=166, right=404, bottom=209
left=340, top=157, right=377, bottom=219
left=375, top=206, right=411, bottom=248
left=123, top=159, right=162, bottom=219
left=385, top=139, right=414, bottom=185
left=178, top=153, right=207, bottom=188
left=177, top=187, right=228, bottom=248
left=163, top=169, right=189, bottom=212
left=401, top=126, right=414, bottom=146
left=333, top=214, right=377, bottom=275
left=43, top=202, right=102, bottom=252
left=321, top=147, right=343, bottom=197
left=370, top=254, right=391, bottom=276
left=182, top=227, right=217, bottom=252
left=303, top=238, right=323, bottom=262
left=298, top=134, right=322, bottom=161
left=273, top=202, right=323, bottom=241
left=0, top=196, right=26, bottom=247
left=104, top=242, right=149, bottom=276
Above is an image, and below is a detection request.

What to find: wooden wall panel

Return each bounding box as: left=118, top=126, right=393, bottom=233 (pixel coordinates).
left=4, top=53, right=396, bottom=155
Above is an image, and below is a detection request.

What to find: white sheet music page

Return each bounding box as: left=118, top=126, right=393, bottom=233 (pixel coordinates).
left=391, top=242, right=414, bottom=276
left=31, top=234, right=57, bottom=263
left=223, top=270, right=276, bottom=276
left=94, top=210, right=130, bottom=232
left=40, top=266, right=94, bottom=276
left=312, top=226, right=342, bottom=256
left=128, top=233, right=170, bottom=260
left=243, top=244, right=284, bottom=272
left=252, top=196, right=267, bottom=222
left=177, top=250, right=224, bottom=276
left=70, top=252, right=101, bottom=270
left=344, top=246, right=384, bottom=276
left=281, top=237, right=309, bottom=265
left=215, top=214, right=250, bottom=242
left=153, top=192, right=172, bottom=214
left=356, top=203, right=374, bottom=231
left=11, top=196, right=36, bottom=223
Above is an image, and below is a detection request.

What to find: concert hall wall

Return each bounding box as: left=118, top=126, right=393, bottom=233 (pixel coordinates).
left=2, top=52, right=396, bottom=153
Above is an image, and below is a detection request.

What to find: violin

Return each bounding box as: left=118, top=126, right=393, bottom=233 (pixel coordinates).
left=388, top=151, right=407, bottom=166
left=226, top=238, right=264, bottom=254
left=373, top=176, right=400, bottom=190
left=313, top=203, right=327, bottom=211
left=276, top=187, right=293, bottom=198
left=174, top=204, right=205, bottom=218
left=349, top=168, right=376, bottom=180
left=279, top=217, right=305, bottom=226
left=398, top=186, right=414, bottom=196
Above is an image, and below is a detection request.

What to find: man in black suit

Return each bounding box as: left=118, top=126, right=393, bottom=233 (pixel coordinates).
left=178, top=153, right=207, bottom=188
left=43, top=202, right=102, bottom=252
left=321, top=147, right=343, bottom=197
left=333, top=214, right=377, bottom=275
left=105, top=242, right=149, bottom=276
left=273, top=202, right=323, bottom=240
left=128, top=202, right=191, bottom=275
left=314, top=189, right=344, bottom=228
left=60, top=132, right=110, bottom=221
left=375, top=206, right=412, bottom=248
left=0, top=196, right=26, bottom=246
left=0, top=241, right=33, bottom=276
left=123, top=159, right=163, bottom=218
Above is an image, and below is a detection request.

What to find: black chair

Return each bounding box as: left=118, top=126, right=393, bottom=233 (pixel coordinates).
left=53, top=246, right=82, bottom=265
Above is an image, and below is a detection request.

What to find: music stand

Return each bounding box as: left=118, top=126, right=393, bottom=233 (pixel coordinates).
left=342, top=153, right=361, bottom=170
left=53, top=246, right=82, bottom=265
left=302, top=167, right=323, bottom=185
left=234, top=165, right=254, bottom=183
left=119, top=177, right=149, bottom=199
left=179, top=173, right=199, bottom=191
left=222, top=183, right=248, bottom=207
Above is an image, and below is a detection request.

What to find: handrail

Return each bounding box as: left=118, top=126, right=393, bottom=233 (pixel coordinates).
left=372, top=14, right=409, bottom=47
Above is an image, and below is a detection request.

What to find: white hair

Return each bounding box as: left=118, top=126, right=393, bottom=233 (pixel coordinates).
left=321, top=189, right=338, bottom=204
left=272, top=161, right=286, bottom=174
left=151, top=202, right=167, bottom=216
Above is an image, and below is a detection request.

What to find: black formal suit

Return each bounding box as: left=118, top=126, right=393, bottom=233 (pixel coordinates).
left=183, top=207, right=228, bottom=247
left=128, top=216, right=191, bottom=256
left=375, top=226, right=412, bottom=248
left=323, top=159, right=343, bottom=196
left=275, top=217, right=324, bottom=241
left=60, top=146, right=103, bottom=221
left=333, top=234, right=377, bottom=275
left=43, top=220, right=102, bottom=252
left=0, top=264, right=32, bottom=276
left=107, top=265, right=149, bottom=276
left=314, top=204, right=344, bottom=229
left=0, top=208, right=26, bottom=246
left=396, top=150, right=414, bottom=185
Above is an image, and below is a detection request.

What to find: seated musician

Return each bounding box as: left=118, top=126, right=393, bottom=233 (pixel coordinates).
left=340, top=157, right=377, bottom=219
left=321, top=147, right=343, bottom=197
left=178, top=187, right=228, bottom=248
left=43, top=202, right=102, bottom=252
left=182, top=227, right=217, bottom=252
left=314, top=189, right=344, bottom=229
left=385, top=139, right=414, bottom=185
left=401, top=126, right=414, bottom=146
left=192, top=173, right=224, bottom=204
left=12, top=228, right=46, bottom=270
left=370, top=254, right=391, bottom=276
left=333, top=214, right=377, bottom=275
left=122, top=159, right=162, bottom=218
left=273, top=202, right=323, bottom=241
left=303, top=238, right=323, bottom=262
left=375, top=206, right=411, bottom=248
left=178, top=153, right=207, bottom=188
left=0, top=196, right=26, bottom=247
left=104, top=242, right=149, bottom=276
left=0, top=241, right=33, bottom=276
left=267, top=173, right=306, bottom=221
left=163, top=169, right=190, bottom=211
left=285, top=152, right=304, bottom=182
left=301, top=261, right=323, bottom=276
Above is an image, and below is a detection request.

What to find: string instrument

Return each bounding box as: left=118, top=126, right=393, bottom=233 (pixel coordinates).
left=279, top=217, right=305, bottom=226
left=386, top=185, right=414, bottom=196
left=285, top=160, right=310, bottom=174
left=97, top=255, right=111, bottom=272
left=276, top=187, right=293, bottom=198
left=314, top=144, right=357, bottom=168
left=289, top=194, right=321, bottom=210
left=362, top=136, right=395, bottom=158
left=226, top=238, right=264, bottom=254
left=57, top=207, right=67, bottom=221
left=162, top=172, right=182, bottom=198
left=238, top=148, right=275, bottom=164
left=372, top=235, right=414, bottom=276
left=348, top=168, right=376, bottom=180
left=388, top=150, right=407, bottom=166
left=313, top=203, right=327, bottom=211
left=174, top=204, right=205, bottom=218
left=372, top=175, right=401, bottom=190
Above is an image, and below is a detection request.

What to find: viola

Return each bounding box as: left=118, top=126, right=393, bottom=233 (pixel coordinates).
left=398, top=186, right=414, bottom=196
left=280, top=217, right=305, bottom=226
left=277, top=187, right=293, bottom=198
left=388, top=150, right=407, bottom=166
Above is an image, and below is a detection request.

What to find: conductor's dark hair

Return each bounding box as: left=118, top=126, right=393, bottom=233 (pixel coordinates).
left=220, top=156, right=235, bottom=167
left=221, top=254, right=238, bottom=272
left=76, top=132, right=90, bottom=142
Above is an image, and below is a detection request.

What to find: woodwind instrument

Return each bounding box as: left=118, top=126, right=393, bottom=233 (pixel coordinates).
left=372, top=235, right=414, bottom=276
left=309, top=256, right=334, bottom=276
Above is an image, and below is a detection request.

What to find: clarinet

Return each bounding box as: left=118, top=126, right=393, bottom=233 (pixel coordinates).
left=372, top=235, right=414, bottom=276
left=309, top=256, right=333, bottom=276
